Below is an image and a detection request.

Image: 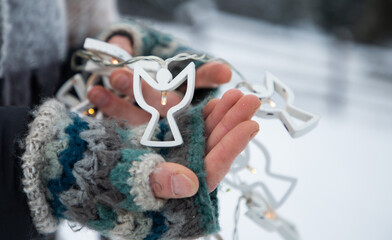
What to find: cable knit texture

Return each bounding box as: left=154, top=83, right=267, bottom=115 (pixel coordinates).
left=21, top=99, right=219, bottom=239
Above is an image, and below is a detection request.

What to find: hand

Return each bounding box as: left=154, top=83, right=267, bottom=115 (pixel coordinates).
left=88, top=35, right=232, bottom=126
left=149, top=89, right=260, bottom=198
left=87, top=35, right=261, bottom=199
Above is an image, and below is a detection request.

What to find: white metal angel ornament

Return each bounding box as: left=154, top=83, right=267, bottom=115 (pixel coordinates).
left=236, top=72, right=320, bottom=138
left=133, top=62, right=196, bottom=147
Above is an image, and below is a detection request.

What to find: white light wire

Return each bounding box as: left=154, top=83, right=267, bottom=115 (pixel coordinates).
left=233, top=196, right=246, bottom=240
left=224, top=139, right=297, bottom=210
left=71, top=50, right=255, bottom=92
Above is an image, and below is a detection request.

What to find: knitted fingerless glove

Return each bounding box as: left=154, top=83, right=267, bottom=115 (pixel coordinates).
left=21, top=99, right=219, bottom=240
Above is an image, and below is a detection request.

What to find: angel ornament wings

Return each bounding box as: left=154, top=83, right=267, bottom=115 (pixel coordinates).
left=133, top=62, right=195, bottom=147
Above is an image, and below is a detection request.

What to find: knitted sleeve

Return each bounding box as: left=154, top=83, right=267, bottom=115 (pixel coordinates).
left=21, top=99, right=219, bottom=240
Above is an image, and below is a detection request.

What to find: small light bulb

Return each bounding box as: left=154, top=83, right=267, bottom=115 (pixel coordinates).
left=247, top=165, right=257, bottom=174
left=161, top=91, right=168, bottom=105
left=265, top=211, right=277, bottom=219
left=269, top=100, right=276, bottom=108
left=88, top=108, right=95, bottom=115
left=112, top=59, right=119, bottom=64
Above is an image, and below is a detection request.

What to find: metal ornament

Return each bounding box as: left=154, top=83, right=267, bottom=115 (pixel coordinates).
left=242, top=190, right=300, bottom=240
left=225, top=139, right=297, bottom=210
left=133, top=62, right=196, bottom=147
left=227, top=140, right=300, bottom=240
left=237, top=72, right=320, bottom=138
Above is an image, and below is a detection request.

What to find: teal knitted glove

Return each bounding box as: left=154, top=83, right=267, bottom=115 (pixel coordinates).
left=21, top=99, right=219, bottom=240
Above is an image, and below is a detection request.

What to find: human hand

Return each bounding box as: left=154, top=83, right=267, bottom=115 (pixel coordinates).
left=88, top=35, right=232, bottom=126
left=149, top=89, right=260, bottom=198
left=87, top=35, right=261, bottom=199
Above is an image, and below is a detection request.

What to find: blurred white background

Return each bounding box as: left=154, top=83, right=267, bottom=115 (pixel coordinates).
left=58, top=1, right=392, bottom=239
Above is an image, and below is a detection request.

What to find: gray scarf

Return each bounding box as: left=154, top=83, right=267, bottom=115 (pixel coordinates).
left=0, top=0, right=118, bottom=106
left=0, top=0, right=66, bottom=105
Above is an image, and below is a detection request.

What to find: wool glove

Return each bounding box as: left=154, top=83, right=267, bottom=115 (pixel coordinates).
left=21, top=99, right=219, bottom=240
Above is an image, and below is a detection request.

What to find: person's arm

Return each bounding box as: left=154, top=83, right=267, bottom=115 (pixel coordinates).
left=15, top=86, right=259, bottom=239
left=0, top=107, right=42, bottom=239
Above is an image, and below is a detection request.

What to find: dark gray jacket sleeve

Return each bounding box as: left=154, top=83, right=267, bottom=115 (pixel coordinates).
left=0, top=106, right=41, bottom=239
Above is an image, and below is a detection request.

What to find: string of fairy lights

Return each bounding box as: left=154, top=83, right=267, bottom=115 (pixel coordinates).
left=56, top=38, right=319, bottom=240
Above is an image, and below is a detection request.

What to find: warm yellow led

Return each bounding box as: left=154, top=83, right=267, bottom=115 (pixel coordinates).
left=112, top=59, right=119, bottom=64
left=269, top=100, right=276, bottom=108
left=88, top=108, right=95, bottom=115
left=161, top=91, right=168, bottom=105
left=246, top=165, right=257, bottom=174
left=265, top=211, right=277, bottom=219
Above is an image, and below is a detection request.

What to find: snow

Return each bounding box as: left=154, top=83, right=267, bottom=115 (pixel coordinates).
left=59, top=10, right=392, bottom=240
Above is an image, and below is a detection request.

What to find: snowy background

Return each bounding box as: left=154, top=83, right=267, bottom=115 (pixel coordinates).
left=58, top=2, right=392, bottom=240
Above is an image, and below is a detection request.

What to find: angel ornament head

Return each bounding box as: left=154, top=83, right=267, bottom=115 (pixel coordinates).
left=133, top=62, right=195, bottom=147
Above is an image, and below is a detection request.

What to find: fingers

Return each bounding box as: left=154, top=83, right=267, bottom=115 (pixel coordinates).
left=110, top=68, right=134, bottom=97
left=108, top=35, right=232, bottom=90
left=204, top=89, right=244, bottom=136
left=205, top=93, right=261, bottom=153
left=87, top=86, right=151, bottom=126
left=205, top=120, right=259, bottom=191
left=149, top=162, right=199, bottom=199
left=202, top=98, right=219, bottom=118
left=112, top=61, right=232, bottom=92
left=110, top=68, right=182, bottom=117
left=203, top=89, right=261, bottom=191
left=195, top=62, right=232, bottom=88
left=107, top=35, right=133, bottom=55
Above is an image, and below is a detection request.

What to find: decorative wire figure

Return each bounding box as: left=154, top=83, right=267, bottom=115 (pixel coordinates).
left=65, top=38, right=199, bottom=147
left=224, top=139, right=297, bottom=210
left=133, top=62, right=196, bottom=147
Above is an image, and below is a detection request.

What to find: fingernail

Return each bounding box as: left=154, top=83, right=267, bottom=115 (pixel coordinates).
left=113, top=74, right=129, bottom=91
left=171, top=174, right=197, bottom=197
left=89, top=90, right=109, bottom=107
left=250, top=129, right=259, bottom=139
left=253, top=102, right=261, bottom=115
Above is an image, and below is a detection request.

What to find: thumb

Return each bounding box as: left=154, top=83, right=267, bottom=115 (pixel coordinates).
left=149, top=162, right=199, bottom=199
